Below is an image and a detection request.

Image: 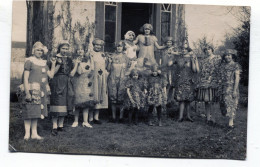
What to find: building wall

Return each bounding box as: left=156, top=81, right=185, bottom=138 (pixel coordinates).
left=52, top=1, right=96, bottom=54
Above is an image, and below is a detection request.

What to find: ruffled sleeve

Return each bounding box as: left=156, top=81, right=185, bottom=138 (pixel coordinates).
left=152, top=35, right=158, bottom=43
left=24, top=58, right=32, bottom=71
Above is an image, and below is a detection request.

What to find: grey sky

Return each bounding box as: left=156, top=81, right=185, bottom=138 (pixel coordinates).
left=185, top=4, right=240, bottom=47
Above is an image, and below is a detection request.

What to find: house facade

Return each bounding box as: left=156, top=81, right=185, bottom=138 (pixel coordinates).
left=26, top=1, right=186, bottom=56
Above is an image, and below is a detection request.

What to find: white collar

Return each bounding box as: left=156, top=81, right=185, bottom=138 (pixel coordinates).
left=25, top=56, right=47, bottom=66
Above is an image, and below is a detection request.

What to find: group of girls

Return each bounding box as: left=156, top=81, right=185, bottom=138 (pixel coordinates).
left=20, top=23, right=240, bottom=140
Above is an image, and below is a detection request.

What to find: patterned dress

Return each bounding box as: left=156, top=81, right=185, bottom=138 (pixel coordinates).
left=174, top=55, right=196, bottom=102
left=124, top=78, right=147, bottom=110
left=22, top=56, right=50, bottom=119
left=107, top=52, right=128, bottom=104
left=49, top=54, right=73, bottom=117
left=136, top=35, right=158, bottom=67
left=196, top=55, right=222, bottom=102
left=90, top=50, right=109, bottom=109
left=219, top=62, right=241, bottom=119
left=146, top=75, right=168, bottom=107
left=73, top=56, right=97, bottom=109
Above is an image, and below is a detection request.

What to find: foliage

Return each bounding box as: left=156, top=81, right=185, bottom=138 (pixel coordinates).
left=192, top=36, right=215, bottom=58
left=217, top=7, right=250, bottom=86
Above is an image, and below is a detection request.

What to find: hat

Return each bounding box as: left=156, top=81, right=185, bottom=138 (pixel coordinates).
left=164, top=36, right=174, bottom=43
left=58, top=40, right=70, bottom=48
left=32, top=41, right=48, bottom=55
left=115, top=40, right=125, bottom=47
left=142, top=23, right=153, bottom=31
left=224, top=49, right=237, bottom=55
left=92, top=38, right=105, bottom=46
left=124, top=31, right=136, bottom=40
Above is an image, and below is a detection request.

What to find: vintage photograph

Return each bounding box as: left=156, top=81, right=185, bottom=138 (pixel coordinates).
left=9, top=0, right=250, bottom=159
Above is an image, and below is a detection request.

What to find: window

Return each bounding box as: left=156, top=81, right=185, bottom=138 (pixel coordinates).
left=161, top=4, right=171, bottom=42
left=104, top=2, right=117, bottom=52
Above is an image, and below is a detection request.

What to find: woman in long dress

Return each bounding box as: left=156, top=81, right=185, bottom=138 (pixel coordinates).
left=219, top=49, right=241, bottom=128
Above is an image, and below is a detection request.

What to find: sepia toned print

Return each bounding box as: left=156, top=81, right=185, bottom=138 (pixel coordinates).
left=9, top=0, right=249, bottom=159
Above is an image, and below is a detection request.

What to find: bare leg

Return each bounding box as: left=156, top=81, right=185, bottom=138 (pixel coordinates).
left=82, top=108, right=92, bottom=128
left=148, top=105, right=154, bottom=126
left=93, top=109, right=102, bottom=124
left=24, top=119, right=31, bottom=140
left=186, top=102, right=194, bottom=122
left=88, top=110, right=93, bottom=122
left=119, top=105, right=124, bottom=120
left=178, top=102, right=185, bottom=121
left=94, top=110, right=99, bottom=120
left=205, top=102, right=211, bottom=121
left=112, top=104, right=116, bottom=120
left=52, top=117, right=58, bottom=129
left=31, top=119, right=43, bottom=139
left=58, top=116, right=64, bottom=128
left=72, top=109, right=79, bottom=127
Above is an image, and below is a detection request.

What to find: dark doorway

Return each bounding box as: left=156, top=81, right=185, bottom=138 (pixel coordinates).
left=121, top=3, right=152, bottom=39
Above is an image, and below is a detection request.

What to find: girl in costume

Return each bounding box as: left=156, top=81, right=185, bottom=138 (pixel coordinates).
left=49, top=41, right=80, bottom=136
left=22, top=41, right=56, bottom=140
left=134, top=23, right=166, bottom=68
left=125, top=69, right=147, bottom=125
left=107, top=41, right=129, bottom=123
left=124, top=30, right=139, bottom=75
left=88, top=38, right=109, bottom=124
left=71, top=44, right=96, bottom=128
left=146, top=65, right=167, bottom=126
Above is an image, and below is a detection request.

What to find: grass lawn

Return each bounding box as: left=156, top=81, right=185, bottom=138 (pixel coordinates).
left=9, top=102, right=247, bottom=159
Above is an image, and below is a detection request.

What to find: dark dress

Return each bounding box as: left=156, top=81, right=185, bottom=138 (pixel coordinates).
left=49, top=55, right=73, bottom=117
left=22, top=57, right=50, bottom=119
left=174, top=55, right=196, bottom=102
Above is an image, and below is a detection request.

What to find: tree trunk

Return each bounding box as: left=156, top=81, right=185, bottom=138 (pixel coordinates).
left=26, top=0, right=54, bottom=59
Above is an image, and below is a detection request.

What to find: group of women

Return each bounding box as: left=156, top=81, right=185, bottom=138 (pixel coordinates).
left=19, top=23, right=241, bottom=140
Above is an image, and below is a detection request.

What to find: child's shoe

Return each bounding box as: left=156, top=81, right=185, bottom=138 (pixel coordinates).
left=31, top=134, right=44, bottom=140
left=93, top=119, right=102, bottom=124
left=24, top=135, right=30, bottom=140
left=158, top=119, right=162, bottom=126
left=148, top=120, right=154, bottom=126
left=41, top=114, right=45, bottom=119
left=71, top=122, right=78, bottom=127
left=82, top=122, right=93, bottom=128
left=51, top=129, right=58, bottom=136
